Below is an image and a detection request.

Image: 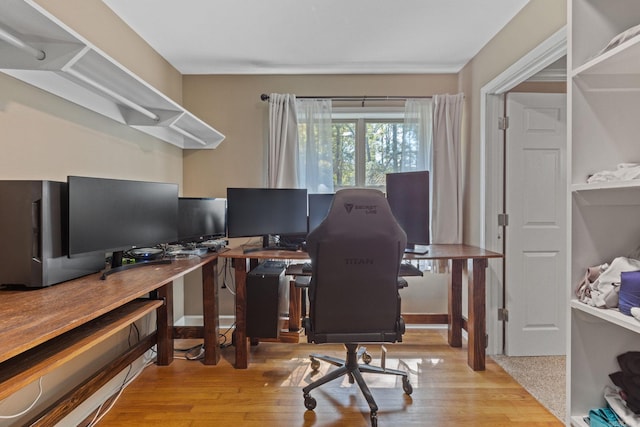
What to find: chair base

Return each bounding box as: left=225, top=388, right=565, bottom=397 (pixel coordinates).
left=302, top=343, right=412, bottom=427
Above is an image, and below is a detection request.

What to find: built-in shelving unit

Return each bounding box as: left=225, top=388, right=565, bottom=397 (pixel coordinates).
left=569, top=0, right=640, bottom=424
left=0, top=0, right=224, bottom=149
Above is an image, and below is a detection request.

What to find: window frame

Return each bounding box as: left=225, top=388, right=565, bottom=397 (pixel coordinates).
left=331, top=107, right=405, bottom=191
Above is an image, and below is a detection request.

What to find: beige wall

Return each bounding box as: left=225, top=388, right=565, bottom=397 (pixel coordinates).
left=510, top=81, right=566, bottom=93
left=182, top=74, right=459, bottom=198
left=458, top=0, right=566, bottom=246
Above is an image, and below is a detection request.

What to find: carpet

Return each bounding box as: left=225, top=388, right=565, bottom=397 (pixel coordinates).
left=491, top=354, right=566, bottom=421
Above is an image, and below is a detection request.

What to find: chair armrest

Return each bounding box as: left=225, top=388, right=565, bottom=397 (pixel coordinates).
left=295, top=276, right=311, bottom=288
left=397, top=277, right=408, bottom=289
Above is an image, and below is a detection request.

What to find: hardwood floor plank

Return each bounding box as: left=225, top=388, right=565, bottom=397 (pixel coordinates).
left=95, top=329, right=563, bottom=426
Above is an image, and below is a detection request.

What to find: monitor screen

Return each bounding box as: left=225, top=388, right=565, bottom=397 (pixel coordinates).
left=177, top=197, right=227, bottom=243
left=68, top=176, right=179, bottom=256
left=226, top=188, right=308, bottom=241
left=385, top=171, right=430, bottom=251
left=308, top=193, right=334, bottom=233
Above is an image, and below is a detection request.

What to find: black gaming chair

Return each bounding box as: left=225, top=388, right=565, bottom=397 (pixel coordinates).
left=302, top=188, right=413, bottom=426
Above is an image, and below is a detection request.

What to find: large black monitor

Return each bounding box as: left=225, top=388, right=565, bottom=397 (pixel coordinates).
left=177, top=197, right=226, bottom=243
left=308, top=193, right=334, bottom=234
left=68, top=176, right=179, bottom=270
left=226, top=188, right=308, bottom=250
left=385, top=171, right=430, bottom=254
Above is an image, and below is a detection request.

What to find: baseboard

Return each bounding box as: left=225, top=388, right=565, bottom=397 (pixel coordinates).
left=175, top=315, right=235, bottom=330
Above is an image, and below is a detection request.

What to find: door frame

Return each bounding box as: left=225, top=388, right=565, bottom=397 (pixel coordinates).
left=480, top=27, right=566, bottom=355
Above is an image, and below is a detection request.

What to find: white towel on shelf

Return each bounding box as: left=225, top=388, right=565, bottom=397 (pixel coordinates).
left=587, top=163, right=640, bottom=184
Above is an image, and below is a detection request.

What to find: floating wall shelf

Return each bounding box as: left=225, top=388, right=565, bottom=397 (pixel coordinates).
left=0, top=0, right=224, bottom=149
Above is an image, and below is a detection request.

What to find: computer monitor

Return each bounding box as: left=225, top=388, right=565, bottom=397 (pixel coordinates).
left=308, top=193, right=334, bottom=234
left=68, top=176, right=179, bottom=266
left=226, top=188, right=308, bottom=250
left=385, top=171, right=430, bottom=254
left=177, top=197, right=226, bottom=243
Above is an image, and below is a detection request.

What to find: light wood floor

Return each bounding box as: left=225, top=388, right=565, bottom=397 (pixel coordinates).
left=94, top=329, right=563, bottom=426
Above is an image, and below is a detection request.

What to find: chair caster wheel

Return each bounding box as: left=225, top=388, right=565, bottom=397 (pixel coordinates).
left=402, top=377, right=413, bottom=395
left=303, top=393, right=317, bottom=410
left=370, top=411, right=378, bottom=426
left=362, top=352, right=372, bottom=364
left=310, top=357, right=320, bottom=371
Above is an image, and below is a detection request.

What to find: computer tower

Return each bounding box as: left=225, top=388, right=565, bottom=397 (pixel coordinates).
left=0, top=180, right=105, bottom=288
left=246, top=261, right=288, bottom=338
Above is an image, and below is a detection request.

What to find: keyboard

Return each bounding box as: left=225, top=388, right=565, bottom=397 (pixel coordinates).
left=399, top=262, right=423, bottom=277
left=262, top=260, right=287, bottom=269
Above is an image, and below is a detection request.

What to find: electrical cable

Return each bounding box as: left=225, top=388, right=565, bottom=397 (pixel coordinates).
left=223, top=258, right=236, bottom=295
left=86, top=324, right=155, bottom=426
left=0, top=377, right=44, bottom=419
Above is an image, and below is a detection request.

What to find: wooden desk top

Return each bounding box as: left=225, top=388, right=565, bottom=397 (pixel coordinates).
left=220, top=244, right=502, bottom=261
left=0, top=253, right=218, bottom=364
left=403, top=244, right=503, bottom=260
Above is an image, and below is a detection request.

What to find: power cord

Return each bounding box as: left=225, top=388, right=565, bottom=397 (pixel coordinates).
left=0, top=377, right=44, bottom=420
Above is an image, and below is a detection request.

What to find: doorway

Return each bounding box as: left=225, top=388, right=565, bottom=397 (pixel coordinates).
left=481, top=27, right=567, bottom=356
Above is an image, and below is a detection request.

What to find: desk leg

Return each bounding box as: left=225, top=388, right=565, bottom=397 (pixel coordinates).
left=289, top=279, right=302, bottom=331
left=467, top=258, right=488, bottom=371
left=202, top=261, right=220, bottom=365
left=234, top=258, right=250, bottom=369
left=156, top=281, right=174, bottom=366
left=448, top=259, right=463, bottom=348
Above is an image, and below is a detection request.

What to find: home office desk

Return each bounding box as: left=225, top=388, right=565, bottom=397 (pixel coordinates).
left=219, top=244, right=502, bottom=371
left=0, top=253, right=219, bottom=425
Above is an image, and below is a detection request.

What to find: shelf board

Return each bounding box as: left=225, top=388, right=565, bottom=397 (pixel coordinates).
left=572, top=180, right=640, bottom=192
left=0, top=298, right=162, bottom=401
left=573, top=33, right=640, bottom=77
left=0, top=0, right=225, bottom=149
left=572, top=181, right=640, bottom=205
left=570, top=299, right=640, bottom=334
left=570, top=415, right=588, bottom=427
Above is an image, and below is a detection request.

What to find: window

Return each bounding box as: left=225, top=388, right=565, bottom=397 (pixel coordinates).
left=331, top=108, right=418, bottom=190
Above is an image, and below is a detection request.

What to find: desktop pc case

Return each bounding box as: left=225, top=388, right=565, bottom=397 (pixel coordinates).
left=0, top=180, right=105, bottom=288
left=246, top=262, right=289, bottom=338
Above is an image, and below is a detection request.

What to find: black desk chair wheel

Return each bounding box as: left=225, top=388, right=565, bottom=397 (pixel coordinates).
left=302, top=188, right=413, bottom=426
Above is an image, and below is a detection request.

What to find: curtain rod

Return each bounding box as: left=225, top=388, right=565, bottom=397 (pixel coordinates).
left=260, top=94, right=432, bottom=102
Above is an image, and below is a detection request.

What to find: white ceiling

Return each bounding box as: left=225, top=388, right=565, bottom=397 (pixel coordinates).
left=101, top=0, right=530, bottom=75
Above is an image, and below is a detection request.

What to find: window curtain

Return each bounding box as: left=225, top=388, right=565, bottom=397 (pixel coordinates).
left=431, top=93, right=464, bottom=244
left=268, top=93, right=298, bottom=188
left=402, top=98, right=433, bottom=172
left=295, top=98, right=333, bottom=193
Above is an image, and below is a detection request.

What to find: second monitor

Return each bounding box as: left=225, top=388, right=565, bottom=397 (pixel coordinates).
left=226, top=188, right=308, bottom=250
left=385, top=170, right=430, bottom=254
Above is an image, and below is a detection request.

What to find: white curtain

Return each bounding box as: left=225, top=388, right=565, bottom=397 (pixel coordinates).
left=268, top=93, right=298, bottom=188
left=431, top=93, right=464, bottom=244
left=402, top=98, right=433, bottom=172
left=295, top=98, right=333, bottom=193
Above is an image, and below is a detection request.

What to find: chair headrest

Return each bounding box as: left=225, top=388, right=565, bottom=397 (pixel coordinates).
left=308, top=188, right=406, bottom=246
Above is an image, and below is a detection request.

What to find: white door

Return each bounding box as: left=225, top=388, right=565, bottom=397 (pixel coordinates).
left=505, top=92, right=567, bottom=356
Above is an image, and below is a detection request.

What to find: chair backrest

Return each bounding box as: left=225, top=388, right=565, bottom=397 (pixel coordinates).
left=306, top=188, right=407, bottom=343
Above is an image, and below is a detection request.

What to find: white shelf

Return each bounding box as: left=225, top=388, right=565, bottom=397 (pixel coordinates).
left=573, top=33, right=640, bottom=77
left=570, top=415, right=588, bottom=427
left=570, top=300, right=640, bottom=333
left=572, top=181, right=640, bottom=206
left=0, top=0, right=224, bottom=149
left=569, top=1, right=640, bottom=421
left=572, top=180, right=640, bottom=192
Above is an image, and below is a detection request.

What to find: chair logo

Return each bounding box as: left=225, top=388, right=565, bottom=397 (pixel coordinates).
left=344, top=203, right=354, bottom=213
left=345, top=257, right=374, bottom=265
